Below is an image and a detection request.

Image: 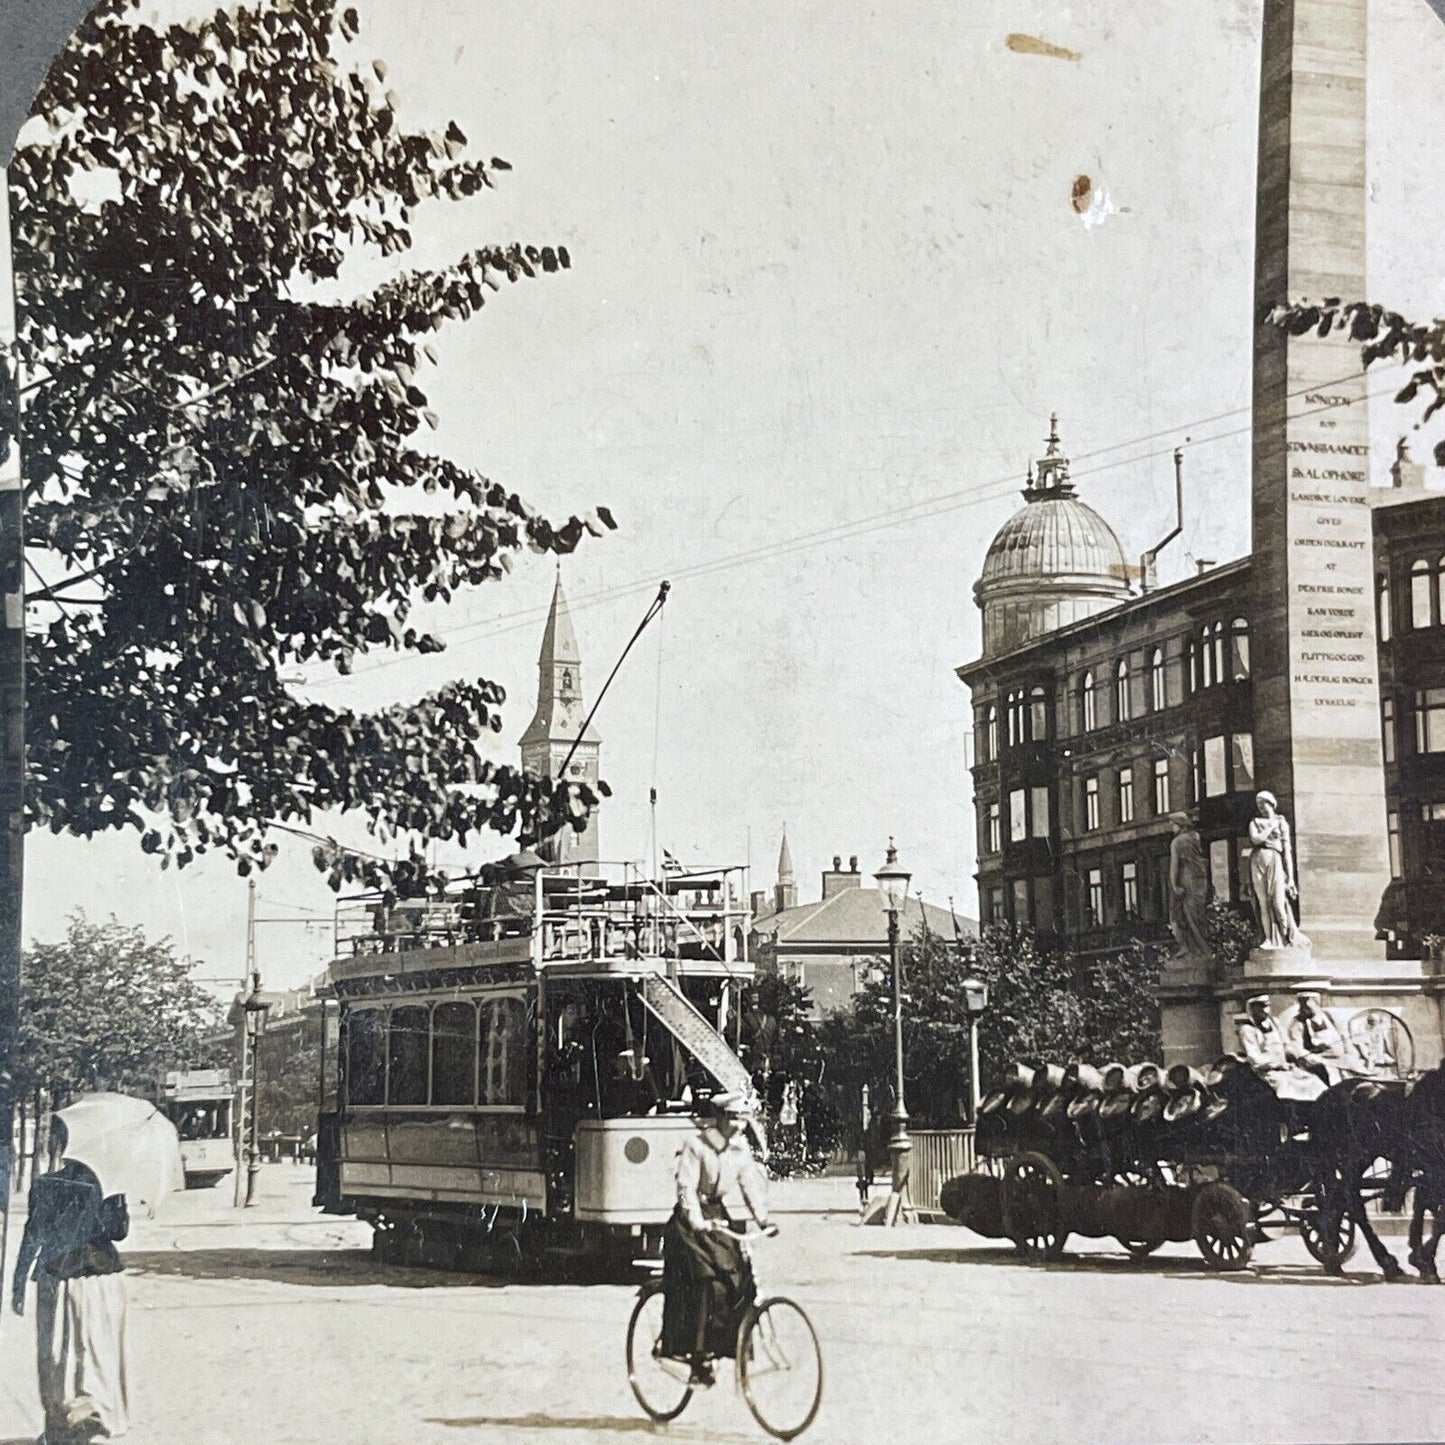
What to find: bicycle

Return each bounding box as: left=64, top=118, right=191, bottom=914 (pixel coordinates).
left=625, top=1224, right=823, bottom=1440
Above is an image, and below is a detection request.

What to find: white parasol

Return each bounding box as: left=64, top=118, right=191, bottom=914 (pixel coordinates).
left=54, top=1092, right=185, bottom=1220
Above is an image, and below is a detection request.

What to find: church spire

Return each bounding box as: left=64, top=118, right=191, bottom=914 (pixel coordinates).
left=520, top=572, right=600, bottom=868
left=774, top=827, right=797, bottom=913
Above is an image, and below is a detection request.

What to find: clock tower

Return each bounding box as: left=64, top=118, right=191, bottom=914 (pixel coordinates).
left=520, top=573, right=601, bottom=869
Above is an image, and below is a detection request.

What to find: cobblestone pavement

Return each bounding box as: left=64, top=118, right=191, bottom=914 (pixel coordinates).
left=1, top=1169, right=1442, bottom=1444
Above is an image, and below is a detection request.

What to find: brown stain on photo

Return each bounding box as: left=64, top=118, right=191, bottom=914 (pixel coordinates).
left=1005, top=32, right=1082, bottom=63
left=1072, top=175, right=1093, bottom=214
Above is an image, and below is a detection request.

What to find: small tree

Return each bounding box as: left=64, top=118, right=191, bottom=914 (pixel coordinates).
left=822, top=924, right=1163, bottom=1138
left=15, top=911, right=223, bottom=1104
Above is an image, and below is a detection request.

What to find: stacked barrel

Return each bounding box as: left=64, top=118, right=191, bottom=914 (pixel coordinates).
left=942, top=1055, right=1260, bottom=1260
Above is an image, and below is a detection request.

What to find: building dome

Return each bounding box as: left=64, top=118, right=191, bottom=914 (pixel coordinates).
left=974, top=417, right=1131, bottom=658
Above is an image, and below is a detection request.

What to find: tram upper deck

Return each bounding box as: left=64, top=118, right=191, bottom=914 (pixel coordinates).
left=330, top=860, right=754, bottom=988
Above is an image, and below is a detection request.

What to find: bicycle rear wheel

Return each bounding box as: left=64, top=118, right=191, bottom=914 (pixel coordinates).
left=737, top=1295, right=823, bottom=1440
left=625, top=1287, right=694, bottom=1422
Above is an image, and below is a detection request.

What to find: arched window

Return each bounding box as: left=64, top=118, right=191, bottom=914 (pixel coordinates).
left=387, top=1005, right=430, bottom=1106
left=344, top=1006, right=387, bottom=1107
left=1209, top=621, right=1225, bottom=684
left=431, top=1001, right=478, bottom=1106
left=1028, top=685, right=1048, bottom=741
left=1412, top=559, right=1433, bottom=630
left=479, top=994, right=528, bottom=1107
left=1115, top=659, right=1131, bottom=723
left=1378, top=574, right=1392, bottom=643
left=1187, top=640, right=1198, bottom=695
left=1006, top=689, right=1026, bottom=747
left=1383, top=695, right=1396, bottom=765
left=1435, top=559, right=1445, bottom=631
left=1228, top=618, right=1250, bottom=680
left=1149, top=648, right=1166, bottom=712
left=1080, top=671, right=1096, bottom=732
left=986, top=705, right=999, bottom=760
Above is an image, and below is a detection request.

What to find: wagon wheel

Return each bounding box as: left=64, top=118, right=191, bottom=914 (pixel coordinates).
left=1002, top=1151, right=1068, bottom=1261
left=1192, top=1182, right=1253, bottom=1272
left=1299, top=1195, right=1358, bottom=1274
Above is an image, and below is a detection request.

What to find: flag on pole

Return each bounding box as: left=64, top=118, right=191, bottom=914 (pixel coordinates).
left=662, top=849, right=683, bottom=874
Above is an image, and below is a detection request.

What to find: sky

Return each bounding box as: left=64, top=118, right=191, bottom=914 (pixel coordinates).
left=22, top=0, right=1445, bottom=997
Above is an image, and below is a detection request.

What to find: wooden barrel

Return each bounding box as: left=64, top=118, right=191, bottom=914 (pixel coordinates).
left=1163, top=1086, right=1203, bottom=1123
left=1099, top=1090, right=1135, bottom=1120
left=1131, top=1086, right=1167, bottom=1123
left=1134, top=1063, right=1164, bottom=1093
left=939, top=1172, right=1007, bottom=1238
left=1066, top=1090, right=1102, bottom=1120
left=1032, top=1063, right=1067, bottom=1094
left=1038, top=1090, right=1069, bottom=1122
left=1101, top=1062, right=1127, bottom=1092
left=978, top=1088, right=1010, bottom=1117
left=1064, top=1062, right=1106, bottom=1093
left=1007, top=1061, right=1039, bottom=1091
left=1006, top=1090, right=1038, bottom=1118
left=1166, top=1063, right=1207, bottom=1093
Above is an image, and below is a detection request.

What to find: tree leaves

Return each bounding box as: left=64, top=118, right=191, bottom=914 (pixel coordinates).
left=14, top=910, right=224, bottom=1101
left=9, top=0, right=616, bottom=890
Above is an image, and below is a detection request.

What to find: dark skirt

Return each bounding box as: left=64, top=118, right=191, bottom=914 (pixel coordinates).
left=661, top=1210, right=754, bottom=1359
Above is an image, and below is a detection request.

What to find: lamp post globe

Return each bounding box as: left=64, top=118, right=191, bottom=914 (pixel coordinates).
left=873, top=839, right=913, bottom=1225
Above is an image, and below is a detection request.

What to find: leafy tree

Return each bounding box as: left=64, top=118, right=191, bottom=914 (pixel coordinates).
left=739, top=973, right=841, bottom=1162
left=821, top=924, right=1162, bottom=1135
left=5, top=0, right=614, bottom=895
left=15, top=911, right=223, bottom=1102
left=254, top=1013, right=323, bottom=1139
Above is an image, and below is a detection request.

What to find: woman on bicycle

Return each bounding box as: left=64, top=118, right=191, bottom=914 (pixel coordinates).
left=663, top=1089, right=775, bottom=1385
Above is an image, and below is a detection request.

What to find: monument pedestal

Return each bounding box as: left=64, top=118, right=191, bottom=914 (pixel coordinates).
left=1159, top=951, right=1444, bottom=1074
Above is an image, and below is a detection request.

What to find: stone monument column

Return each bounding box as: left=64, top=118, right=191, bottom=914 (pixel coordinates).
left=1249, top=0, right=1390, bottom=965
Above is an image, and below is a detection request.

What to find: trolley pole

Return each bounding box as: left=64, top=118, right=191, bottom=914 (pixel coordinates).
left=885, top=905, right=913, bottom=1225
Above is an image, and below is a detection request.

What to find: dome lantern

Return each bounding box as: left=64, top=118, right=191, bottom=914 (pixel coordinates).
left=974, top=416, right=1131, bottom=658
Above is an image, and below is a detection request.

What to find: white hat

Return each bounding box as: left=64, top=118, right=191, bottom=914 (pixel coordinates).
left=710, top=1090, right=757, bottom=1117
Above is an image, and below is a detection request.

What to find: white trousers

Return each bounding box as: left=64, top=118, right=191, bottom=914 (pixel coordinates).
left=35, top=1271, right=129, bottom=1440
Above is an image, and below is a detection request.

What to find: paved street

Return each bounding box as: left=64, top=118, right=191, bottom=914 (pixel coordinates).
left=2, top=1168, right=1443, bottom=1444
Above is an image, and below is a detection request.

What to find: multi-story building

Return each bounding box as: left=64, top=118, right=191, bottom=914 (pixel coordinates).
left=959, top=428, right=1445, bottom=969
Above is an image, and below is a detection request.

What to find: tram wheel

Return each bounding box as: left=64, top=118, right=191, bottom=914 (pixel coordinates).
left=1192, top=1182, right=1253, bottom=1272
left=1300, top=1200, right=1358, bottom=1274
left=1002, top=1151, right=1068, bottom=1262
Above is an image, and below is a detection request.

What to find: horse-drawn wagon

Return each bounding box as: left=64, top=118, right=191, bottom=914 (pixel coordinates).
left=941, top=1058, right=1369, bottom=1273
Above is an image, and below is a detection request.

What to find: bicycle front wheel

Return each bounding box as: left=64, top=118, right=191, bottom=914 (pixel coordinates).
left=625, top=1287, right=694, bottom=1422
left=736, top=1295, right=823, bottom=1440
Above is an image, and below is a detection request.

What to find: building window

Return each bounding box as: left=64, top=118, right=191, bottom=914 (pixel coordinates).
left=1416, top=689, right=1445, bottom=754
left=1208, top=838, right=1232, bottom=903
left=1153, top=757, right=1170, bottom=815
left=1085, top=868, right=1105, bottom=927
left=987, top=802, right=1001, bottom=854
left=1009, top=788, right=1027, bottom=843
left=1229, top=618, right=1250, bottom=680
left=1080, top=671, right=1097, bottom=732
left=1030, top=785, right=1050, bottom=839
left=1232, top=733, right=1255, bottom=791
left=988, top=886, right=1005, bottom=925
left=1423, top=802, right=1445, bottom=871
left=1412, top=559, right=1433, bottom=630
left=1034, top=877, right=1055, bottom=932
left=1005, top=689, right=1025, bottom=747
left=1203, top=735, right=1227, bottom=797
left=1149, top=649, right=1166, bottom=711
left=1029, top=686, right=1048, bottom=742
left=1084, top=775, right=1100, bottom=831
left=1383, top=697, right=1396, bottom=765
left=1011, top=878, right=1030, bottom=927
left=1388, top=810, right=1402, bottom=879
left=1378, top=575, right=1391, bottom=643
left=1187, top=641, right=1198, bottom=694
left=1118, top=767, right=1134, bottom=824
left=1120, top=861, right=1139, bottom=919
left=1115, top=659, right=1131, bottom=722
left=986, top=705, right=999, bottom=760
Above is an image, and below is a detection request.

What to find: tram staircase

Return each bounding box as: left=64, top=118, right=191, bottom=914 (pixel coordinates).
left=640, top=973, right=754, bottom=1100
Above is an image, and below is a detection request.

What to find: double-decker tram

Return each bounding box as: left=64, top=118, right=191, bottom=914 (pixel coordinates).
left=314, top=855, right=757, bottom=1273
left=157, top=1068, right=237, bottom=1189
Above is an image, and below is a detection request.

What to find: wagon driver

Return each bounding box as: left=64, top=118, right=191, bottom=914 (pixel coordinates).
left=1249, top=790, right=1299, bottom=950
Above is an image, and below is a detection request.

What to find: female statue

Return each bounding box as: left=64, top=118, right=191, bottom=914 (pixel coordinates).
left=1167, top=812, right=1211, bottom=958
left=1249, top=790, right=1298, bottom=949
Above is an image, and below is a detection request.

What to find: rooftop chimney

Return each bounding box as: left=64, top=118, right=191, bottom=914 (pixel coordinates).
left=849, top=855, right=858, bottom=872
left=822, top=854, right=864, bottom=900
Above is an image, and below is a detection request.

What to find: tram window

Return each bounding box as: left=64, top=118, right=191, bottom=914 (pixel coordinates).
left=387, top=1005, right=430, bottom=1106
left=479, top=995, right=527, bottom=1107
left=431, top=1001, right=477, bottom=1106
left=346, top=1008, right=387, bottom=1107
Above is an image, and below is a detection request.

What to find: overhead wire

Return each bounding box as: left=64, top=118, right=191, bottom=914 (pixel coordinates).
left=305, top=364, right=1402, bottom=688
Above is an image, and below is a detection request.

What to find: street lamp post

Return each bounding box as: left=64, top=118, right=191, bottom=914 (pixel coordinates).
left=242, top=970, right=270, bottom=1208
left=961, top=976, right=990, bottom=1125
left=874, top=839, right=913, bottom=1226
